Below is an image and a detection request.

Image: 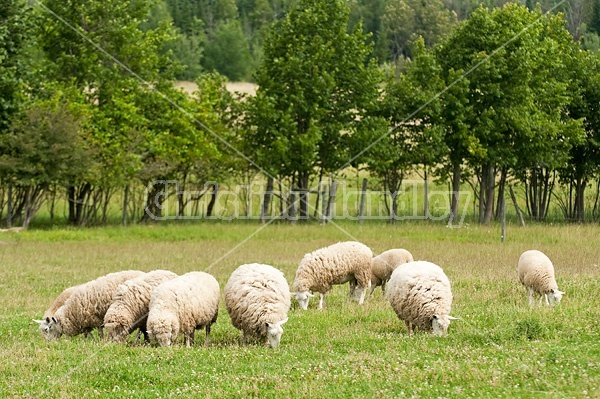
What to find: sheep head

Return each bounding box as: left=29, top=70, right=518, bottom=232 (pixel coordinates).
left=431, top=314, right=459, bottom=336
left=265, top=318, right=288, bottom=348
left=547, top=289, right=564, bottom=306
left=292, top=292, right=314, bottom=310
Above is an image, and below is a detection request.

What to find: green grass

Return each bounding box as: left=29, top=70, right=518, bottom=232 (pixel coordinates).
left=0, top=222, right=598, bottom=398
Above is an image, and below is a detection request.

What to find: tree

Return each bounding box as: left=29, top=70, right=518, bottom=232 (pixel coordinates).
left=381, top=0, right=457, bottom=61
left=246, top=0, right=381, bottom=219
left=202, top=20, right=253, bottom=81
left=37, top=0, right=179, bottom=224
left=375, top=38, right=447, bottom=220
left=436, top=4, right=583, bottom=223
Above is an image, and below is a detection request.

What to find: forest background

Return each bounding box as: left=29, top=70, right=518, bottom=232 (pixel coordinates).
left=1, top=0, right=600, bottom=228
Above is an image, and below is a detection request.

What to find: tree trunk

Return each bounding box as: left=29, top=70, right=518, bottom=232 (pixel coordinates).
left=122, top=185, right=130, bottom=226
left=206, top=183, right=218, bottom=218
left=260, top=177, right=274, bottom=224
left=449, top=162, right=461, bottom=225
left=298, top=172, right=310, bottom=220
left=495, top=167, right=507, bottom=220
left=482, top=163, right=495, bottom=225
left=575, top=178, right=587, bottom=223
left=509, top=185, right=525, bottom=227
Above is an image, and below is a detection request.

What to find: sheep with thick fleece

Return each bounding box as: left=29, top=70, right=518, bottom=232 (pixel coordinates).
left=386, top=261, right=457, bottom=336
left=147, top=272, right=220, bottom=347
left=517, top=250, right=564, bottom=306
left=292, top=241, right=373, bottom=310
left=104, top=270, right=178, bottom=343
left=33, top=284, right=83, bottom=340
left=44, top=270, right=144, bottom=340
left=369, top=248, right=414, bottom=295
left=225, top=263, right=290, bottom=348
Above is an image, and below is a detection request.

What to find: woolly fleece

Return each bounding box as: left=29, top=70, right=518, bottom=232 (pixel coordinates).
left=104, top=269, right=178, bottom=342
left=147, top=271, right=220, bottom=347
left=225, top=263, right=290, bottom=345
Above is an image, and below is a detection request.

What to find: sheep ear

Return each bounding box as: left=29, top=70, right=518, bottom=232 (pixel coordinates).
left=448, top=316, right=460, bottom=320
left=279, top=318, right=288, bottom=326
left=556, top=290, right=565, bottom=295
left=307, top=293, right=315, bottom=298
left=33, top=319, right=44, bottom=325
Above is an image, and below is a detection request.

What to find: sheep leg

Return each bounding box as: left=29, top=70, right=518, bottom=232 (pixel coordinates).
left=527, top=288, right=535, bottom=306
left=405, top=320, right=414, bottom=335
left=97, top=326, right=104, bottom=340
left=204, top=324, right=211, bottom=346
left=357, top=287, right=367, bottom=305
left=381, top=281, right=386, bottom=294
left=185, top=330, right=195, bottom=348
left=349, top=279, right=357, bottom=298
left=318, top=293, right=325, bottom=310
left=368, top=283, right=377, bottom=297
left=543, top=293, right=550, bottom=306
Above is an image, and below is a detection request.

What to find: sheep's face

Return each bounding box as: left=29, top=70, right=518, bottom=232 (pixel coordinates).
left=548, top=289, right=564, bottom=305
left=105, top=322, right=128, bottom=343
left=34, top=318, right=52, bottom=340
left=294, top=292, right=313, bottom=310
left=43, top=317, right=63, bottom=341
left=150, top=328, right=173, bottom=347
left=265, top=318, right=288, bottom=348
left=431, top=314, right=453, bottom=336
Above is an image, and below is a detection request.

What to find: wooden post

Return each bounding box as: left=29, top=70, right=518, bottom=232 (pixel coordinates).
left=6, top=182, right=12, bottom=228
left=289, top=191, right=297, bottom=223
left=326, top=181, right=338, bottom=223
left=359, top=178, right=368, bottom=224
left=320, top=185, right=328, bottom=224
left=501, top=193, right=506, bottom=243
left=260, top=177, right=274, bottom=224
left=313, top=181, right=322, bottom=218
left=122, top=184, right=129, bottom=226
left=509, top=185, right=525, bottom=227
left=423, top=167, right=429, bottom=219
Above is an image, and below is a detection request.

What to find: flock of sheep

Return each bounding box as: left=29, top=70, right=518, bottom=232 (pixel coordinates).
left=33, top=241, right=564, bottom=348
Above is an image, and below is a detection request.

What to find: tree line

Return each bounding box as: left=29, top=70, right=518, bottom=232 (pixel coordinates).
left=0, top=0, right=599, bottom=228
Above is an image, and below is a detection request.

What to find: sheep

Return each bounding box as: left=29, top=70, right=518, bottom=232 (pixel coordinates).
left=33, top=284, right=83, bottom=340
left=43, top=270, right=144, bottom=340
left=369, top=248, right=414, bottom=295
left=386, top=261, right=458, bottom=336
left=292, top=241, right=373, bottom=310
left=224, top=263, right=290, bottom=348
left=517, top=250, right=564, bottom=306
left=146, top=271, right=220, bottom=347
left=103, top=269, right=178, bottom=343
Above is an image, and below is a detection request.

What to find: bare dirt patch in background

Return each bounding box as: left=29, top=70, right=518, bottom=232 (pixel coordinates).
left=174, top=81, right=257, bottom=97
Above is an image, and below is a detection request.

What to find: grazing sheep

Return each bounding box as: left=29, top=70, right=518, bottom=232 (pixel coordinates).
left=104, top=270, right=178, bottom=343
left=225, top=263, right=290, bottom=348
left=44, top=270, right=144, bottom=340
left=33, top=284, right=83, bottom=340
left=292, top=241, right=373, bottom=310
left=386, top=261, right=457, bottom=336
left=146, top=272, right=220, bottom=347
left=369, top=248, right=414, bottom=295
left=517, top=250, right=564, bottom=306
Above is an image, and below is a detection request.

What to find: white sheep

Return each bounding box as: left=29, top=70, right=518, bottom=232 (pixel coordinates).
left=292, top=241, right=373, bottom=310
left=44, top=270, right=144, bottom=340
left=146, top=271, right=220, bottom=347
left=224, top=263, right=290, bottom=348
left=369, top=248, right=414, bottom=295
left=517, top=250, right=564, bottom=306
left=386, top=261, right=458, bottom=336
left=33, top=284, right=83, bottom=340
left=103, top=269, right=178, bottom=343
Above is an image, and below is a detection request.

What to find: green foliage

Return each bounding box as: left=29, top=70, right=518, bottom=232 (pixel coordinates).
left=247, top=0, right=381, bottom=197
left=202, top=20, right=253, bottom=81
left=0, top=0, right=33, bottom=133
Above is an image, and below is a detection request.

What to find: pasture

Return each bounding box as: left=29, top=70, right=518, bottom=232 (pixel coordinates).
left=0, top=221, right=598, bottom=398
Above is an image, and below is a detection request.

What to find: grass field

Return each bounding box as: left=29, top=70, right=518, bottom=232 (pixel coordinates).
left=0, top=221, right=598, bottom=398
